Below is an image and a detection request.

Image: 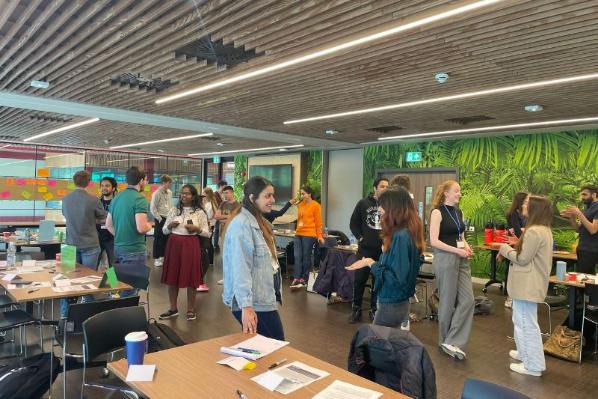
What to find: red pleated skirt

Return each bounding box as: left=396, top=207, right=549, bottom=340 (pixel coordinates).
left=161, top=234, right=202, bottom=288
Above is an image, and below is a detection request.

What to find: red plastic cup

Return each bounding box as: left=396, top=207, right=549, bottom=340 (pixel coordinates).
left=567, top=273, right=577, bottom=282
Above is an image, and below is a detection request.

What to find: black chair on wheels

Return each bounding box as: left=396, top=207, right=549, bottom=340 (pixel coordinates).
left=49, top=296, right=140, bottom=399
left=580, top=282, right=598, bottom=363
left=114, top=267, right=151, bottom=320
left=461, top=378, right=531, bottom=399
left=82, top=306, right=148, bottom=399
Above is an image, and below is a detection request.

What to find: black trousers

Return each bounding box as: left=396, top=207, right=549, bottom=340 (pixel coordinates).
left=152, top=217, right=168, bottom=259
left=352, top=247, right=382, bottom=311
left=576, top=248, right=598, bottom=274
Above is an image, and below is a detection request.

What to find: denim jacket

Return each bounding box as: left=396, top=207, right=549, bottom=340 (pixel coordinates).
left=222, top=207, right=278, bottom=312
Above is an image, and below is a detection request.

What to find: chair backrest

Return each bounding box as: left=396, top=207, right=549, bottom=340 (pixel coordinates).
left=585, top=282, right=598, bottom=307
left=114, top=266, right=150, bottom=291
left=83, top=306, right=147, bottom=361
left=67, top=296, right=140, bottom=333
left=461, top=378, right=531, bottom=399
left=327, top=230, right=350, bottom=246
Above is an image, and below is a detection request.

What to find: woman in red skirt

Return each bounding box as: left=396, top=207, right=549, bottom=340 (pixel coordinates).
left=159, top=184, right=210, bottom=321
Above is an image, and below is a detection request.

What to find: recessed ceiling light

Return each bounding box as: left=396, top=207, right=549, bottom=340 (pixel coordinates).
left=30, top=80, right=50, bottom=89
left=524, top=104, right=544, bottom=112
left=156, top=0, right=501, bottom=104
left=279, top=148, right=288, bottom=152
left=110, top=133, right=213, bottom=149
left=157, top=149, right=165, bottom=152
left=188, top=144, right=304, bottom=156
left=24, top=118, right=100, bottom=142
left=325, top=129, right=339, bottom=136
left=216, top=142, right=225, bottom=147
left=284, top=72, right=598, bottom=124
left=375, top=116, right=598, bottom=141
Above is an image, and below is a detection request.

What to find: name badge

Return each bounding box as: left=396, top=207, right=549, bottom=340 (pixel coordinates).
left=456, top=240, right=465, bottom=249
left=100, top=225, right=107, bottom=230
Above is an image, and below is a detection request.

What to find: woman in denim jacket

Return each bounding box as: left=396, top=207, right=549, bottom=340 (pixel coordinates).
left=222, top=176, right=284, bottom=340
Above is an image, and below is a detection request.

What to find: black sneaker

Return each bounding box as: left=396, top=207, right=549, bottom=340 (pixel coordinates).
left=369, top=309, right=376, bottom=322
left=159, top=309, right=179, bottom=319
left=348, top=308, right=362, bottom=324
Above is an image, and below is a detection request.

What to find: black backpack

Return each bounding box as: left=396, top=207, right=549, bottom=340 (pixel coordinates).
left=146, top=319, right=186, bottom=352
left=0, top=352, right=60, bottom=399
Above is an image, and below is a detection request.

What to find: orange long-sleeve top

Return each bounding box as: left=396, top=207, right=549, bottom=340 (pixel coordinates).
left=295, top=200, right=323, bottom=240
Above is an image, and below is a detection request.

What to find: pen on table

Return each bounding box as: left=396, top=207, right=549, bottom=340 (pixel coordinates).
left=235, top=347, right=261, bottom=354
left=236, top=389, right=248, bottom=399
left=28, top=288, right=40, bottom=293
left=268, top=358, right=287, bottom=369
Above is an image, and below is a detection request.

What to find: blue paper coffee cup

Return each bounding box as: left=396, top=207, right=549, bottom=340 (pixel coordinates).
left=125, top=331, right=148, bottom=367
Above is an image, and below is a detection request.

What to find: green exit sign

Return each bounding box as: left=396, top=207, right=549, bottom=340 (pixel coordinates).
left=406, top=152, right=422, bottom=162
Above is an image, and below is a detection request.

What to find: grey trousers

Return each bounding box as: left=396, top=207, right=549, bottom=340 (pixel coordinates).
left=373, top=300, right=410, bottom=329
left=433, top=249, right=475, bottom=349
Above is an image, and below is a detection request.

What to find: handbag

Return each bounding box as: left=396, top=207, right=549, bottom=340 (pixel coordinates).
left=543, top=325, right=581, bottom=362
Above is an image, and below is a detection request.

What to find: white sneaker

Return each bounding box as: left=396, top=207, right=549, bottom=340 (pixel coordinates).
left=441, top=343, right=466, bottom=360
left=509, top=350, right=521, bottom=361
left=400, top=320, right=410, bottom=331
left=154, top=258, right=163, bottom=267
left=504, top=298, right=513, bottom=309
left=217, top=279, right=223, bottom=285
left=510, top=362, right=541, bottom=377
left=453, top=346, right=467, bottom=360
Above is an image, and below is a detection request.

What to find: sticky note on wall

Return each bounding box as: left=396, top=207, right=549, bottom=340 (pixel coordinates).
left=67, top=182, right=75, bottom=190
left=43, top=192, right=54, bottom=201
left=6, top=178, right=14, bottom=185
left=37, top=168, right=49, bottom=177
left=1, top=191, right=10, bottom=199
left=48, top=180, right=57, bottom=187
left=15, top=178, right=26, bottom=186
left=38, top=186, right=47, bottom=193
left=56, top=189, right=67, bottom=196
left=21, top=191, right=31, bottom=199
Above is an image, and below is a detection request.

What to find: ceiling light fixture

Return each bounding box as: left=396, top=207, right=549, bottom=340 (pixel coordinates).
left=24, top=118, right=100, bottom=142
left=156, top=0, right=501, bottom=104
left=376, top=116, right=598, bottom=141
left=188, top=144, right=304, bottom=156
left=284, top=72, right=598, bottom=124
left=110, top=133, right=213, bottom=149
left=524, top=104, right=544, bottom=112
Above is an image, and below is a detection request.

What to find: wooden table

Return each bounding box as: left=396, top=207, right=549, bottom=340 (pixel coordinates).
left=108, top=333, right=409, bottom=399
left=0, top=220, right=66, bottom=228
left=549, top=274, right=596, bottom=329
left=1, top=238, right=62, bottom=259
left=0, top=263, right=131, bottom=303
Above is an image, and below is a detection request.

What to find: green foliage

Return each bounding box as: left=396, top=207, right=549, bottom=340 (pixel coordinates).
left=233, top=155, right=247, bottom=200
left=305, top=150, right=323, bottom=200
left=552, top=228, right=578, bottom=250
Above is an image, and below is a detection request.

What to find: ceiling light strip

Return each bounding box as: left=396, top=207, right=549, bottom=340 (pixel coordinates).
left=284, top=72, right=598, bottom=124
left=23, top=118, right=100, bottom=142
left=110, top=133, right=214, bottom=149
left=376, top=116, right=598, bottom=141
left=189, top=144, right=304, bottom=156
left=156, top=0, right=502, bottom=104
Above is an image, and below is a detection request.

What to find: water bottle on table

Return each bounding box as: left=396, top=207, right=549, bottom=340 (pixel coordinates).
left=556, top=261, right=567, bottom=281
left=7, top=241, right=16, bottom=270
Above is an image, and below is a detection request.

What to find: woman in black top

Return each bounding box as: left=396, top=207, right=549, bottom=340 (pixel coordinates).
left=506, top=192, right=528, bottom=238
left=429, top=180, right=474, bottom=361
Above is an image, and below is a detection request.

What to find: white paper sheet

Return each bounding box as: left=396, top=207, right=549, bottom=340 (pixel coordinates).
left=312, top=380, right=383, bottom=399
left=2, top=273, right=17, bottom=281
left=22, top=260, right=36, bottom=268
left=70, top=276, right=102, bottom=284
left=252, top=361, right=329, bottom=395
left=126, top=365, right=156, bottom=382
left=217, top=356, right=253, bottom=371
left=221, top=334, right=289, bottom=360
left=54, top=279, right=71, bottom=287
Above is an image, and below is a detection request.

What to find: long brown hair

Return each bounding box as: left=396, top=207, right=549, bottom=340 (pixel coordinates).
left=203, top=187, right=219, bottom=212
left=431, top=180, right=459, bottom=209
left=227, top=176, right=277, bottom=259
left=507, top=192, right=528, bottom=219
left=379, top=187, right=425, bottom=254
left=515, top=195, right=552, bottom=256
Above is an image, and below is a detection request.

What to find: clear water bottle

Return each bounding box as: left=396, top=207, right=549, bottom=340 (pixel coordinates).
left=7, top=241, right=16, bottom=270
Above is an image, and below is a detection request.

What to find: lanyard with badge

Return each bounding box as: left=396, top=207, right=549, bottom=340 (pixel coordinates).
left=444, top=205, right=465, bottom=248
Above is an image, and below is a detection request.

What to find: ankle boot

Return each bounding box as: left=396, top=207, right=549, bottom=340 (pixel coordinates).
left=349, top=308, right=362, bottom=324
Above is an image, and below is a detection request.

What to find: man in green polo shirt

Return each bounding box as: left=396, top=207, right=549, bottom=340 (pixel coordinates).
left=106, top=166, right=153, bottom=295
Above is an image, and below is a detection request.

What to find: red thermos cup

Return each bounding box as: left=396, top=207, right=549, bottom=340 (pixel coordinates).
left=484, top=222, right=494, bottom=245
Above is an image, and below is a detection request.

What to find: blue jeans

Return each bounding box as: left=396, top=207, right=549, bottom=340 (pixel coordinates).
left=512, top=299, right=545, bottom=372
left=293, top=236, right=317, bottom=280
left=114, top=249, right=146, bottom=297
left=232, top=310, right=285, bottom=341
left=60, top=246, right=101, bottom=317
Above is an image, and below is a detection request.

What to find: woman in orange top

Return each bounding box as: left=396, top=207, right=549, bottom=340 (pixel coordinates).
left=291, top=186, right=325, bottom=289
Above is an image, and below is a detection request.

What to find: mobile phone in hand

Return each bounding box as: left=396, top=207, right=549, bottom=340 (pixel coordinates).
left=187, top=219, right=193, bottom=225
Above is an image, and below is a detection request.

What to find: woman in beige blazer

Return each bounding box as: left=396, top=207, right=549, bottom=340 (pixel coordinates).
left=497, top=195, right=553, bottom=377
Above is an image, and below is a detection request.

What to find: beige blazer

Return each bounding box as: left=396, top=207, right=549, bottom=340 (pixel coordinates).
left=499, top=225, right=553, bottom=303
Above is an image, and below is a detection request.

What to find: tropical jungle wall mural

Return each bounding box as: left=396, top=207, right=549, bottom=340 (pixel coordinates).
left=363, top=130, right=598, bottom=277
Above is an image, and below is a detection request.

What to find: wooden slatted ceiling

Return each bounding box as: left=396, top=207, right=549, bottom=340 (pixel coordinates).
left=0, top=0, right=597, bottom=154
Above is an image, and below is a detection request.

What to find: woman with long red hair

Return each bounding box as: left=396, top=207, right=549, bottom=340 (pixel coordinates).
left=346, top=187, right=425, bottom=328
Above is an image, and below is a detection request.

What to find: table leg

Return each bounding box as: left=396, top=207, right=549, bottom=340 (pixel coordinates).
left=568, top=285, right=576, bottom=329
left=483, top=249, right=503, bottom=293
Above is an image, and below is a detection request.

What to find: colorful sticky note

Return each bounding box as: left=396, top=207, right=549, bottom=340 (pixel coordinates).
left=15, top=178, right=26, bottom=186
left=37, top=168, right=50, bottom=177
left=37, top=179, right=47, bottom=185
left=6, top=178, right=14, bottom=185
left=150, top=185, right=159, bottom=192
left=26, top=178, right=36, bottom=185
left=0, top=191, right=10, bottom=199
left=48, top=180, right=57, bottom=187
left=144, top=185, right=150, bottom=192
left=21, top=190, right=31, bottom=199
left=37, top=186, right=48, bottom=193
left=43, top=192, right=54, bottom=201
left=67, top=182, right=76, bottom=190
left=56, top=189, right=67, bottom=196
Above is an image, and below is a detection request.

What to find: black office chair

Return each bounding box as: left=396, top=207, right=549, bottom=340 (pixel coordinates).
left=461, top=378, right=531, bottom=399
left=114, top=267, right=151, bottom=320
left=327, top=229, right=350, bottom=246
left=49, top=296, right=140, bottom=399
left=0, top=308, right=43, bottom=358
left=580, top=282, right=598, bottom=363
left=82, top=306, right=147, bottom=399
